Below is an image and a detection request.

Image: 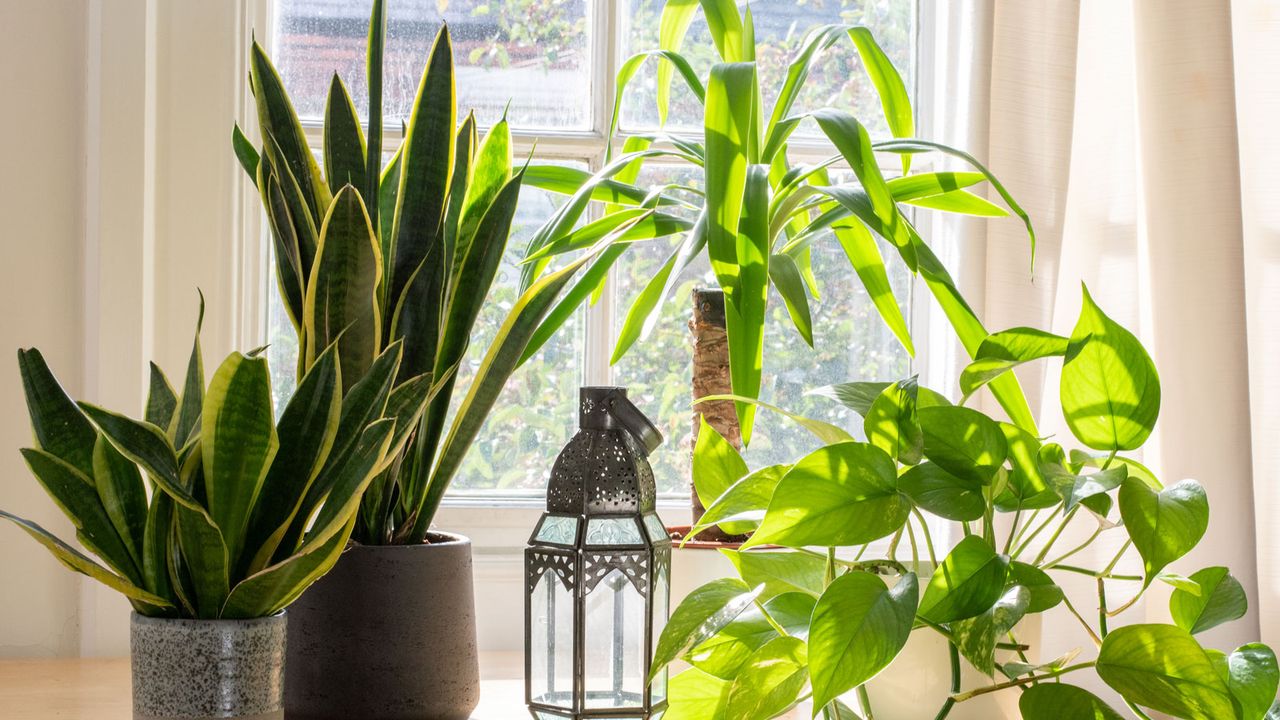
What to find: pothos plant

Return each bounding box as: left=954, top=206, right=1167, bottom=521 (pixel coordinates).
left=233, top=1, right=665, bottom=543
left=0, top=307, right=422, bottom=618
left=659, top=285, right=1277, bottom=720
left=517, top=0, right=1038, bottom=444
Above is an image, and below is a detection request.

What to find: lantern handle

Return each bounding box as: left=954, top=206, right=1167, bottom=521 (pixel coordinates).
left=604, top=391, right=663, bottom=456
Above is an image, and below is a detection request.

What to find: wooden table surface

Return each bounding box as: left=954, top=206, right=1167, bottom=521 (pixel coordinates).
left=0, top=652, right=528, bottom=719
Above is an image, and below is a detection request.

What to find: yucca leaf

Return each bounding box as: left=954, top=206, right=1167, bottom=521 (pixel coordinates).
left=521, top=164, right=674, bottom=206
left=612, top=49, right=706, bottom=144
left=831, top=218, right=913, bottom=356
left=523, top=209, right=693, bottom=264
left=704, top=62, right=756, bottom=307
left=725, top=164, right=771, bottom=443
left=91, top=436, right=147, bottom=570
left=656, top=0, right=700, bottom=124
left=261, top=164, right=306, bottom=332
left=170, top=297, right=205, bottom=448
left=305, top=186, right=383, bottom=387
left=768, top=252, right=813, bottom=346
left=145, top=362, right=178, bottom=430
left=201, top=353, right=278, bottom=568
left=700, top=0, right=745, bottom=62
left=387, top=26, right=455, bottom=315
left=21, top=448, right=142, bottom=585
left=0, top=510, right=172, bottom=609
left=411, top=250, right=600, bottom=539
left=241, top=344, right=341, bottom=575
left=249, top=40, right=328, bottom=223
left=222, top=513, right=355, bottom=619
left=886, top=171, right=985, bottom=200
left=174, top=444, right=230, bottom=618
left=365, top=0, right=386, bottom=232
left=142, top=492, right=174, bottom=600
left=323, top=74, right=367, bottom=196
left=876, top=138, right=1036, bottom=265
left=847, top=26, right=914, bottom=171
left=612, top=212, right=707, bottom=364
left=763, top=25, right=844, bottom=163
left=906, top=189, right=1009, bottom=217
left=231, top=123, right=260, bottom=187
left=17, top=348, right=98, bottom=478
left=814, top=109, right=915, bottom=269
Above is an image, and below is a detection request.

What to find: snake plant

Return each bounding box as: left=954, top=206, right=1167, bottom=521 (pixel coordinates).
left=1, top=305, right=421, bottom=619
left=233, top=1, right=668, bottom=544
left=518, top=0, right=1038, bottom=444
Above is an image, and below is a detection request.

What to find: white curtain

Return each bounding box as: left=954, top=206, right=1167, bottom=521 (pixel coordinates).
left=935, top=0, right=1278, bottom=683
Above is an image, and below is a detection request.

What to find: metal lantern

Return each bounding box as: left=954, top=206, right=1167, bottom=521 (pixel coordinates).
left=526, top=386, right=671, bottom=719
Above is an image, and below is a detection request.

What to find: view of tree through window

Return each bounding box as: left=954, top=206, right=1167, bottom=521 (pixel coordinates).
left=267, top=0, right=916, bottom=497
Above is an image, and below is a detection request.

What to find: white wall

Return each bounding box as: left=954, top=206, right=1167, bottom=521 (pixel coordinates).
left=0, top=0, right=89, bottom=658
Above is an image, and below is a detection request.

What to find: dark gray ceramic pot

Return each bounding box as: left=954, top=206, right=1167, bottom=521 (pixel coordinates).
left=284, top=533, right=480, bottom=720
left=130, top=612, right=286, bottom=720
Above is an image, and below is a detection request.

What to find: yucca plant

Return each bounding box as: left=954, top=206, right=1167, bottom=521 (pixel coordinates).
left=1, top=306, right=424, bottom=618
left=233, top=2, right=668, bottom=544
left=518, top=0, right=1040, bottom=445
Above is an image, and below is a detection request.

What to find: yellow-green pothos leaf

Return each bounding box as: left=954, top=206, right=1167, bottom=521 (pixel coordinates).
left=809, top=571, right=917, bottom=710
left=1119, top=477, right=1208, bottom=588
left=692, top=417, right=747, bottom=512
left=724, top=636, right=809, bottom=720
left=1019, top=684, right=1125, bottom=720
left=650, top=578, right=763, bottom=681
left=917, top=535, right=1009, bottom=623
left=1096, top=624, right=1240, bottom=720
left=1171, top=567, right=1248, bottom=635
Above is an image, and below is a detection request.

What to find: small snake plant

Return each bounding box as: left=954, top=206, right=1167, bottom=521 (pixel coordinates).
left=2, top=303, right=427, bottom=618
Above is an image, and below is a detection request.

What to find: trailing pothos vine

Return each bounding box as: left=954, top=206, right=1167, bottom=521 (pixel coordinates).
left=656, top=285, right=1276, bottom=720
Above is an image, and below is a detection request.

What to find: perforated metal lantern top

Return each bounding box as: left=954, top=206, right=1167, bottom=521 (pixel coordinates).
left=545, top=387, right=662, bottom=516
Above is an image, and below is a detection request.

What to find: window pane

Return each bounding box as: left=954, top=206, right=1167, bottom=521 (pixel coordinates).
left=620, top=0, right=915, bottom=137
left=274, top=0, right=591, bottom=129
left=265, top=167, right=586, bottom=493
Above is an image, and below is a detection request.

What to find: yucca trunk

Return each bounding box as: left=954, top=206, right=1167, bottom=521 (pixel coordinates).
left=689, top=288, right=746, bottom=543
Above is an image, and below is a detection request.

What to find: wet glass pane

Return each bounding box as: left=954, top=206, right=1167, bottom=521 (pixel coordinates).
left=530, top=569, right=576, bottom=707
left=585, top=517, right=645, bottom=546
left=619, top=0, right=916, bottom=137
left=584, top=568, right=647, bottom=709
left=274, top=0, right=592, bottom=129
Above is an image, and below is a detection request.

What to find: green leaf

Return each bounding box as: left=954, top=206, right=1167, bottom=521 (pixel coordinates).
left=723, top=167, right=771, bottom=443
left=1215, top=644, right=1280, bottom=720
left=687, top=593, right=814, bottom=680
left=722, top=548, right=826, bottom=599
left=201, top=353, right=278, bottom=567
left=323, top=74, right=367, bottom=195
left=301, top=419, right=395, bottom=551
left=696, top=394, right=853, bottom=445
left=1050, top=465, right=1127, bottom=513
left=655, top=0, right=700, bottom=124
left=231, top=123, right=260, bottom=187
left=80, top=404, right=182, bottom=490
left=831, top=219, right=914, bottom=356
left=906, top=189, right=1009, bottom=216
left=747, top=442, right=908, bottom=548
left=455, top=118, right=512, bottom=265
left=693, top=417, right=748, bottom=511
left=724, top=636, right=809, bottom=720
left=141, top=492, right=174, bottom=601
left=665, top=668, right=731, bottom=720
left=899, top=462, right=984, bottom=522
left=171, top=301, right=205, bottom=448
left=809, top=572, right=918, bottom=710
left=1061, top=284, right=1161, bottom=451
left=173, top=444, right=231, bottom=619
left=761, top=25, right=843, bottom=162
left=688, top=464, right=788, bottom=539
left=864, top=378, right=923, bottom=465
left=249, top=41, right=328, bottom=223
left=17, top=348, right=98, bottom=478
left=364, top=0, right=385, bottom=231
left=1119, top=477, right=1208, bottom=587
left=1019, top=684, right=1125, bottom=720
left=1007, top=561, right=1063, bottom=613
left=846, top=26, right=913, bottom=160
left=0, top=510, right=172, bottom=610
left=918, top=535, right=1009, bottom=623
left=1096, top=624, right=1240, bottom=719
left=260, top=162, right=306, bottom=333
left=951, top=585, right=1029, bottom=675
left=222, top=514, right=356, bottom=618
left=704, top=62, right=755, bottom=309
left=145, top=362, right=179, bottom=430
left=240, top=344, right=341, bottom=574
left=612, top=216, right=707, bottom=364
left=808, top=381, right=890, bottom=416
left=305, top=185, right=382, bottom=389
left=997, top=423, right=1052, bottom=508
left=651, top=578, right=764, bottom=681
left=917, top=405, right=1008, bottom=485
left=699, top=0, right=746, bottom=62
left=768, top=253, right=813, bottom=346
left=1171, top=567, right=1248, bottom=635
left=91, top=436, right=147, bottom=569
left=21, top=448, right=142, bottom=584
left=960, top=327, right=1069, bottom=400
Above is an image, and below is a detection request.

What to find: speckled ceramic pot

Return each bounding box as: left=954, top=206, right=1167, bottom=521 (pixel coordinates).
left=130, top=612, right=286, bottom=720
left=284, top=534, right=480, bottom=720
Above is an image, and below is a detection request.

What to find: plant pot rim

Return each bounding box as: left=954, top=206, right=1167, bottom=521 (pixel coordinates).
left=130, top=610, right=285, bottom=626
left=665, top=525, right=745, bottom=551
left=347, top=530, right=471, bottom=551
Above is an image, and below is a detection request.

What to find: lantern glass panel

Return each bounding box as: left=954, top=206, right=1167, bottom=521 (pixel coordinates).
left=585, top=517, right=645, bottom=546
left=530, top=570, right=575, bottom=708
left=583, top=567, right=647, bottom=708
left=536, top=515, right=579, bottom=545
left=642, top=514, right=668, bottom=543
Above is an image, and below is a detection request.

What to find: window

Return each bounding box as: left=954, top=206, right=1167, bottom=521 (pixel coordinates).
left=263, top=0, right=920, bottom=502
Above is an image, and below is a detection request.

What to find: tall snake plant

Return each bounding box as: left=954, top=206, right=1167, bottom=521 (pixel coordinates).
left=1, top=306, right=419, bottom=618
left=518, top=0, right=1039, bottom=444
left=233, top=2, right=667, bottom=544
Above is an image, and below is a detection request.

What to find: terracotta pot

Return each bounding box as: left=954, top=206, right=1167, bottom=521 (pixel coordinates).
left=284, top=533, right=480, bottom=720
